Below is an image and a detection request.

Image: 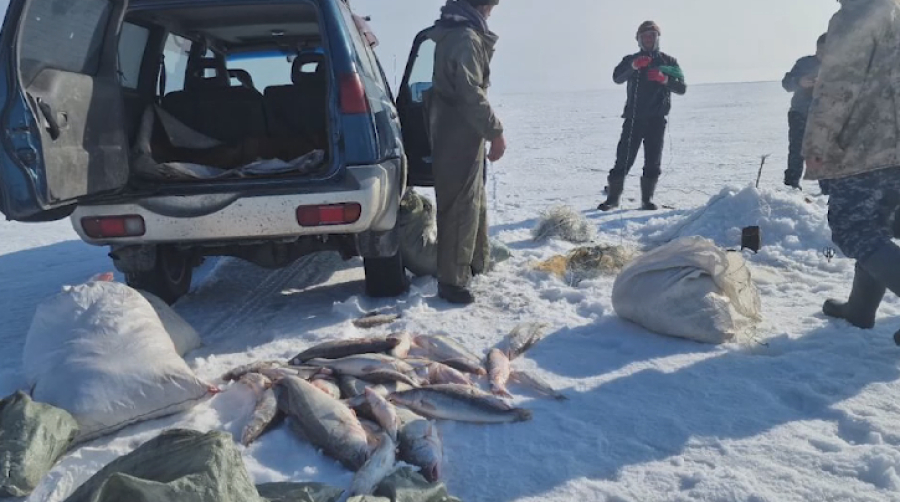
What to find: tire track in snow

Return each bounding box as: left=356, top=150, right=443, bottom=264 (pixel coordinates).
left=179, top=253, right=343, bottom=348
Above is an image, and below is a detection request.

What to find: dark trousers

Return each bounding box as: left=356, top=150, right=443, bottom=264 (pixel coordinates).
left=786, top=111, right=806, bottom=186
left=786, top=111, right=831, bottom=194
left=609, top=117, right=666, bottom=181
left=828, top=167, right=900, bottom=261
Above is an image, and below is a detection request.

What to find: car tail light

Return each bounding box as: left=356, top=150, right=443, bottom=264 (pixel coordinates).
left=296, top=203, right=362, bottom=226
left=81, top=215, right=145, bottom=238
left=340, top=73, right=369, bottom=114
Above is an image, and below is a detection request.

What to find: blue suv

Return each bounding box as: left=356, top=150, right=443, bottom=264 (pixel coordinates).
left=0, top=0, right=440, bottom=303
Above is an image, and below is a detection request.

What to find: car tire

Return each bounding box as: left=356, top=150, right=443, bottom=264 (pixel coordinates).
left=125, top=245, right=193, bottom=305
left=363, top=251, right=409, bottom=298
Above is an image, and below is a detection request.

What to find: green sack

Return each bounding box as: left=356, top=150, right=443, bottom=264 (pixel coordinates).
left=0, top=391, right=79, bottom=497
left=257, top=482, right=345, bottom=502
left=374, top=468, right=462, bottom=502
left=63, top=429, right=264, bottom=502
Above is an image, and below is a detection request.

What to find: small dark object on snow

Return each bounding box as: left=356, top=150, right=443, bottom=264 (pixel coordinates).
left=741, top=226, right=761, bottom=253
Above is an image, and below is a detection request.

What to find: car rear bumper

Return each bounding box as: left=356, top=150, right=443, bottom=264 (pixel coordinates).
left=70, top=162, right=401, bottom=245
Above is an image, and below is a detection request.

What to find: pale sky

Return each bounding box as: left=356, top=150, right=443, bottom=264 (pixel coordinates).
left=353, top=0, right=840, bottom=94
left=0, top=0, right=839, bottom=94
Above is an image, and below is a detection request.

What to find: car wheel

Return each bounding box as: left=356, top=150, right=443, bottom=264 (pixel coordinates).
left=125, top=245, right=193, bottom=305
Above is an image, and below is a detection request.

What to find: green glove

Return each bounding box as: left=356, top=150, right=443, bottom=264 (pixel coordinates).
left=658, top=65, right=684, bottom=81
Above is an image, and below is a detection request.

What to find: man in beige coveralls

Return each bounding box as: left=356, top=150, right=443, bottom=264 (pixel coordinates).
left=428, top=0, right=506, bottom=305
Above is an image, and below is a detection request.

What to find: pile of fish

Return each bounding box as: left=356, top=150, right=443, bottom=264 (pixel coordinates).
left=220, top=323, right=564, bottom=499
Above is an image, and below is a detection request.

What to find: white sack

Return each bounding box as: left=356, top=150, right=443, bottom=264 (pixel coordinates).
left=23, top=280, right=211, bottom=442
left=612, top=236, right=762, bottom=344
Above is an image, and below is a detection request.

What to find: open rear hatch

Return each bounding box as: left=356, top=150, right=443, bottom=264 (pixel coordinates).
left=121, top=0, right=339, bottom=192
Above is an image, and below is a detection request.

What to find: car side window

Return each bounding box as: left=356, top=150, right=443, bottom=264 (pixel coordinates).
left=161, top=34, right=192, bottom=94
left=117, top=23, right=150, bottom=90
left=406, top=39, right=435, bottom=104
left=18, top=0, right=113, bottom=86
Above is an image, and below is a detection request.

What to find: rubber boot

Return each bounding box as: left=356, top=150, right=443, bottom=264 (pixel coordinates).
left=858, top=244, right=900, bottom=343
left=640, top=177, right=659, bottom=211
left=438, top=283, right=475, bottom=305
left=859, top=244, right=900, bottom=297
left=822, top=264, right=886, bottom=329
left=598, top=176, right=625, bottom=211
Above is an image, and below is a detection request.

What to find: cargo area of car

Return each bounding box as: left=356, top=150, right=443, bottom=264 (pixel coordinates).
left=118, top=1, right=336, bottom=188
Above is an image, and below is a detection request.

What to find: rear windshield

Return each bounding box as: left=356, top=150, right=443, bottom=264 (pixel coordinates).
left=227, top=51, right=317, bottom=92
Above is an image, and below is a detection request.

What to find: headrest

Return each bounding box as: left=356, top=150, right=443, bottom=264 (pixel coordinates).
left=186, top=57, right=230, bottom=91
left=291, top=52, right=326, bottom=86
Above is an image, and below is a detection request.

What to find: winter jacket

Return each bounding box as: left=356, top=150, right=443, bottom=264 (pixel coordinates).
left=802, top=0, right=900, bottom=180
left=613, top=52, right=687, bottom=119
left=782, top=55, right=820, bottom=114
left=427, top=24, right=503, bottom=141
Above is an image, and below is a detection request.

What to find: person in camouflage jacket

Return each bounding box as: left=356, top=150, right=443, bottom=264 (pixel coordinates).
left=805, top=0, right=900, bottom=338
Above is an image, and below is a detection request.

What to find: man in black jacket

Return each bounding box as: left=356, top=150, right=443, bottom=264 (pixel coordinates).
left=598, top=21, right=687, bottom=211
left=782, top=33, right=827, bottom=193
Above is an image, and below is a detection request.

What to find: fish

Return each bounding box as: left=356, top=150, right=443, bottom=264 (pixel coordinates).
left=339, top=375, right=369, bottom=399
left=305, top=354, right=415, bottom=376
left=358, top=419, right=384, bottom=448
left=258, top=364, right=331, bottom=383
left=310, top=375, right=342, bottom=400
left=412, top=335, right=486, bottom=376
left=354, top=369, right=420, bottom=388
left=346, top=381, right=416, bottom=410
left=346, top=431, right=396, bottom=499
left=353, top=312, right=400, bottom=329
left=395, top=407, right=443, bottom=482
left=408, top=360, right=474, bottom=386
left=487, top=349, right=512, bottom=398
left=345, top=382, right=417, bottom=415
left=222, top=360, right=284, bottom=382
left=388, top=385, right=532, bottom=424
left=288, top=337, right=400, bottom=365
left=501, top=322, right=550, bottom=360
left=511, top=371, right=568, bottom=401
left=388, top=331, right=413, bottom=359
left=364, top=387, right=401, bottom=442
left=275, top=376, right=370, bottom=470
left=238, top=373, right=279, bottom=446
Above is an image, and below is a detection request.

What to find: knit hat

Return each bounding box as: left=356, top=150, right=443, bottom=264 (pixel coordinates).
left=463, top=0, right=500, bottom=5
left=637, top=21, right=661, bottom=35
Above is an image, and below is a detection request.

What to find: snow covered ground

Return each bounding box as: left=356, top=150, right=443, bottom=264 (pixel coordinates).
left=4, top=82, right=900, bottom=502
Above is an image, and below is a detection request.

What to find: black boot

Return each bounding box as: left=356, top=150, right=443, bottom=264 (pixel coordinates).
left=438, top=283, right=475, bottom=305
left=640, top=177, right=659, bottom=211
left=822, top=264, right=886, bottom=329
left=598, top=176, right=624, bottom=211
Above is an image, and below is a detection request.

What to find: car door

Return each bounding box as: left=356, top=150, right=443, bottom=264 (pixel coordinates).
left=396, top=27, right=435, bottom=187
left=0, top=0, right=131, bottom=221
